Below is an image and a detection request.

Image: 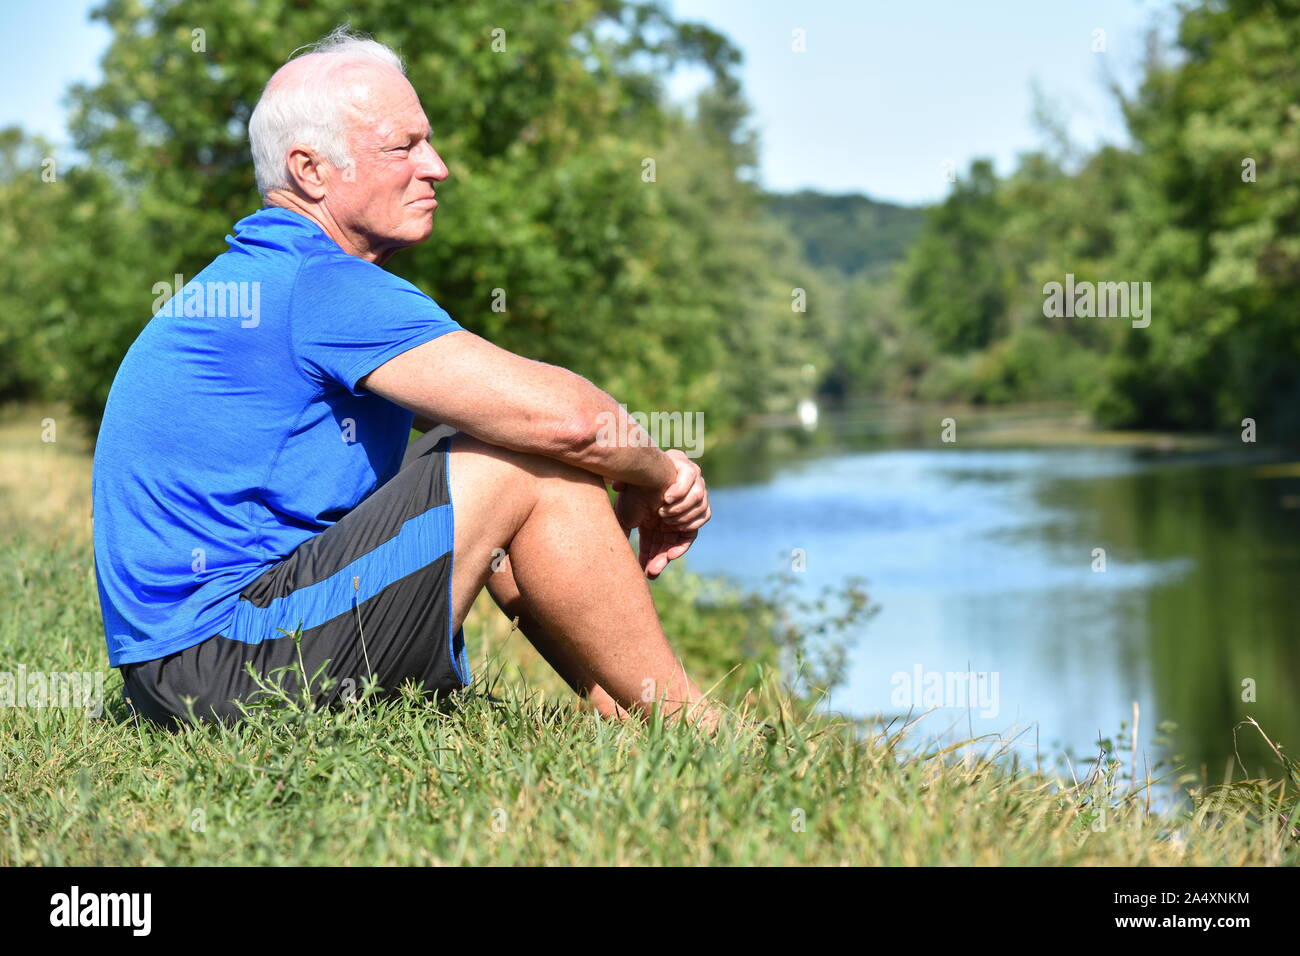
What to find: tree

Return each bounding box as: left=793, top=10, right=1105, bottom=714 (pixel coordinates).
left=1092, top=0, right=1300, bottom=432
left=901, top=159, right=1010, bottom=355
left=8, top=0, right=813, bottom=437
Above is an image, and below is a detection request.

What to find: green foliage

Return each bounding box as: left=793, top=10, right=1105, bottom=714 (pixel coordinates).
left=764, top=190, right=924, bottom=279
left=0, top=128, right=157, bottom=421
left=894, top=0, right=1300, bottom=431
left=0, top=129, right=56, bottom=403
left=901, top=159, right=1009, bottom=355
left=0, top=0, right=819, bottom=433
left=760, top=192, right=924, bottom=405
left=916, top=328, right=1104, bottom=407
left=652, top=565, right=875, bottom=703
left=10, top=0, right=1300, bottom=435
left=1087, top=0, right=1300, bottom=433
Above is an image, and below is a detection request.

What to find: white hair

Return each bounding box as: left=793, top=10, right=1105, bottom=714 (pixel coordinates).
left=248, top=26, right=405, bottom=201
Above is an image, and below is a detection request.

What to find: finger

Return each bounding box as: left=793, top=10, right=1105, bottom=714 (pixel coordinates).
left=647, top=531, right=694, bottom=573
left=662, top=487, right=709, bottom=524
left=645, top=531, right=674, bottom=578
left=665, top=481, right=707, bottom=512
left=662, top=476, right=692, bottom=508
left=666, top=502, right=710, bottom=531
left=663, top=533, right=695, bottom=560
left=662, top=477, right=705, bottom=517
left=646, top=549, right=665, bottom=578
left=661, top=463, right=697, bottom=506
left=661, top=476, right=699, bottom=514
left=646, top=531, right=671, bottom=578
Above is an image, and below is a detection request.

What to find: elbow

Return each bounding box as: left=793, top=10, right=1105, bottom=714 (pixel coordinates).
left=549, top=406, right=605, bottom=464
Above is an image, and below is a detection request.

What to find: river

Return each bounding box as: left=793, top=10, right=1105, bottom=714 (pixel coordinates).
left=687, top=408, right=1300, bottom=800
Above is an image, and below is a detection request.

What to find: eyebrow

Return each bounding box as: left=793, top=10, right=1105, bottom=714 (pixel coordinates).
left=379, top=125, right=432, bottom=146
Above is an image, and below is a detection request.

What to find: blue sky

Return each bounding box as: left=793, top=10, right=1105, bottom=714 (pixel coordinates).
left=0, top=0, right=1180, bottom=204
left=667, top=0, right=1181, bottom=203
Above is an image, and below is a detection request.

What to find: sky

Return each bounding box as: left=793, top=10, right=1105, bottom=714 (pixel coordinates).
left=666, top=0, right=1181, bottom=203
left=0, top=0, right=1181, bottom=205
left=0, top=1, right=113, bottom=146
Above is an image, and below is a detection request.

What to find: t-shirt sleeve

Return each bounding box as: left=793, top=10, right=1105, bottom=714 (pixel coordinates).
left=291, top=252, right=464, bottom=396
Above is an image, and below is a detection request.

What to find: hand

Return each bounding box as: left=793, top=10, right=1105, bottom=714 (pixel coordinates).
left=612, top=451, right=711, bottom=579
left=656, top=449, right=711, bottom=530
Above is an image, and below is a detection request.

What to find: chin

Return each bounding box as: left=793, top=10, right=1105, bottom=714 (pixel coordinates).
left=385, top=221, right=433, bottom=251
left=407, top=213, right=436, bottom=241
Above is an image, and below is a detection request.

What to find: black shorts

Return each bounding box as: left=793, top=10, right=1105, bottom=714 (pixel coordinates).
left=119, top=428, right=470, bottom=728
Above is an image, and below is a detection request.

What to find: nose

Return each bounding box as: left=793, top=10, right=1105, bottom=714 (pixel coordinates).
left=414, top=140, right=449, bottom=183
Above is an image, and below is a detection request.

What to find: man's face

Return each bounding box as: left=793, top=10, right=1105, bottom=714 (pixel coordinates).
left=324, top=66, right=448, bottom=261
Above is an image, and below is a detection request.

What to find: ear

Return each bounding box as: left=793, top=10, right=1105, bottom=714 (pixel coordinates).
left=284, top=145, right=329, bottom=201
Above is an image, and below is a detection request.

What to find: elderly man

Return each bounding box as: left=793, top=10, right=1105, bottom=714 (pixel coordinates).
left=92, top=27, right=719, bottom=732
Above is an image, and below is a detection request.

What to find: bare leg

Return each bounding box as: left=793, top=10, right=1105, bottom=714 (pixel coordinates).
left=444, top=433, right=719, bottom=731
left=484, top=553, right=629, bottom=720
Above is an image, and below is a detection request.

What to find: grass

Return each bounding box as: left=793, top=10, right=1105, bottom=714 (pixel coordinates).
left=1, top=402, right=1297, bottom=865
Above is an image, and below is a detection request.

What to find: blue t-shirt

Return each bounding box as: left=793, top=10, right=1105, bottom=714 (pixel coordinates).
left=93, top=206, right=463, bottom=667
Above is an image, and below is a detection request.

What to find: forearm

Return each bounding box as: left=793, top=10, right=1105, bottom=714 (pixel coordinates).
left=415, top=382, right=670, bottom=488
left=561, top=386, right=677, bottom=490
left=360, top=332, right=675, bottom=489
left=461, top=362, right=675, bottom=490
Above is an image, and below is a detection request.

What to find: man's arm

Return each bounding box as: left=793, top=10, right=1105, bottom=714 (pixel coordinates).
left=360, top=330, right=677, bottom=491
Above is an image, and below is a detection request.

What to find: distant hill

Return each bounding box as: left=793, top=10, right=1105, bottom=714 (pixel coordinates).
left=763, top=190, right=926, bottom=278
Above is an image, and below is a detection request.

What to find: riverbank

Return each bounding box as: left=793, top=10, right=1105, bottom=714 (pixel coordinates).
left=703, top=399, right=1259, bottom=489
left=1, top=402, right=1295, bottom=865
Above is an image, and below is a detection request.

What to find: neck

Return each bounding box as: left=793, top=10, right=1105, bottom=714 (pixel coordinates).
left=263, top=191, right=395, bottom=265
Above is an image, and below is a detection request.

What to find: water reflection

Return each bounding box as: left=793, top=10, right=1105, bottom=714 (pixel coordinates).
left=688, top=428, right=1300, bottom=797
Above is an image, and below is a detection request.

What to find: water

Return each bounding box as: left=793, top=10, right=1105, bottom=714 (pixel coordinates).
left=685, top=422, right=1300, bottom=797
